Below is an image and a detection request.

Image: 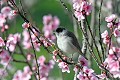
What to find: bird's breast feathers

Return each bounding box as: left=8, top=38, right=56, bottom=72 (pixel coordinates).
left=57, top=36, right=76, bottom=54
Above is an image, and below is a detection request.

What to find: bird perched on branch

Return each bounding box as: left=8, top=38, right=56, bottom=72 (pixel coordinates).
left=54, top=27, right=87, bottom=61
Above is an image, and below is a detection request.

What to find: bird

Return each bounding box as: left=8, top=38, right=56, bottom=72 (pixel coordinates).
left=54, top=27, right=86, bottom=61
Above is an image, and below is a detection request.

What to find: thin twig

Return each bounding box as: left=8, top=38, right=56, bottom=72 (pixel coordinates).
left=13, top=59, right=27, bottom=63
left=28, top=29, right=40, bottom=80
left=85, top=16, right=102, bottom=63
left=0, top=51, right=13, bottom=79
left=89, top=0, right=97, bottom=67
left=81, top=19, right=87, bottom=55
left=17, top=43, right=37, bottom=80
left=98, top=0, right=104, bottom=61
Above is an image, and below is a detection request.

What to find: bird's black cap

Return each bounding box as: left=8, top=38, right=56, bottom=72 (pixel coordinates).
left=55, top=28, right=65, bottom=33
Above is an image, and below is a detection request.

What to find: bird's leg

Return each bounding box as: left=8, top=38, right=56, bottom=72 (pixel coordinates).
left=70, top=54, right=74, bottom=61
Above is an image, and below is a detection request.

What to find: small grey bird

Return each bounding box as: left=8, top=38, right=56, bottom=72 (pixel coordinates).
left=54, top=27, right=86, bottom=60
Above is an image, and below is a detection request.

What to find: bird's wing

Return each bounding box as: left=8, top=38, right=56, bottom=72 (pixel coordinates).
left=65, top=31, right=81, bottom=48
left=65, top=31, right=82, bottom=53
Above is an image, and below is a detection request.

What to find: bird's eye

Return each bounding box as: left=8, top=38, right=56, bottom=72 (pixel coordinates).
left=56, top=28, right=65, bottom=33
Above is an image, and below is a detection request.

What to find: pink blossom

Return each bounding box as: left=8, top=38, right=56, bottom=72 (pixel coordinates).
left=112, top=47, right=120, bottom=53
left=77, top=72, right=88, bottom=80
left=13, top=69, right=32, bottom=80
left=43, top=15, right=59, bottom=30
left=38, top=56, right=46, bottom=65
left=81, top=1, right=92, bottom=15
left=90, top=75, right=98, bottom=80
left=114, top=28, right=120, bottom=37
left=48, top=60, right=55, bottom=69
left=58, top=61, right=70, bottom=73
left=111, top=71, right=120, bottom=78
left=73, top=0, right=81, bottom=3
left=52, top=55, right=57, bottom=61
left=73, top=2, right=80, bottom=11
left=74, top=11, right=85, bottom=21
left=78, top=56, right=88, bottom=66
left=22, top=22, right=30, bottom=28
left=41, top=77, right=48, bottom=80
left=109, top=60, right=119, bottom=72
left=8, top=10, right=16, bottom=20
left=44, top=30, right=51, bottom=38
left=105, top=14, right=117, bottom=22
left=52, top=16, right=60, bottom=30
left=0, top=50, right=10, bottom=66
left=27, top=53, right=34, bottom=61
left=0, top=13, right=6, bottom=27
left=22, top=29, right=41, bottom=51
left=40, top=37, right=53, bottom=47
left=23, top=66, right=32, bottom=75
left=101, top=30, right=108, bottom=38
left=103, top=36, right=110, bottom=44
left=109, top=49, right=114, bottom=55
left=73, top=0, right=92, bottom=21
left=105, top=1, right=112, bottom=9
left=12, top=70, right=23, bottom=80
left=35, top=55, right=55, bottom=79
left=1, top=6, right=15, bottom=20
left=22, top=29, right=30, bottom=41
left=1, top=25, right=9, bottom=32
left=52, top=50, right=59, bottom=56
left=97, top=73, right=106, bottom=79
left=1, top=6, right=12, bottom=17
left=101, top=30, right=110, bottom=44
left=10, top=10, right=17, bottom=16
left=43, top=15, right=60, bottom=40
left=103, top=51, right=120, bottom=79
left=0, top=37, right=5, bottom=47
left=39, top=65, right=50, bottom=76
left=22, top=29, right=31, bottom=49
left=107, top=22, right=113, bottom=28
left=0, top=68, right=8, bottom=78
left=73, top=66, right=79, bottom=73
left=22, top=41, right=31, bottom=49
left=104, top=54, right=116, bottom=64
left=43, top=15, right=52, bottom=25
left=6, top=33, right=21, bottom=52
left=83, top=66, right=94, bottom=76
left=117, top=22, right=120, bottom=29
left=33, top=40, right=41, bottom=51
left=13, top=66, right=32, bottom=80
left=77, top=66, right=98, bottom=80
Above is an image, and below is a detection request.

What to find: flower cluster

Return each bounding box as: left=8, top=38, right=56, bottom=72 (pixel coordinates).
left=103, top=47, right=120, bottom=78
left=101, top=14, right=120, bottom=78
left=74, top=57, right=99, bottom=80
left=0, top=50, right=11, bottom=66
left=58, top=61, right=70, bottom=73
left=52, top=50, right=70, bottom=73
left=43, top=15, right=60, bottom=40
left=37, top=56, right=55, bottom=80
left=0, top=49, right=11, bottom=79
left=22, top=29, right=53, bottom=51
left=77, top=66, right=98, bottom=80
left=22, top=29, right=41, bottom=51
left=12, top=66, right=32, bottom=80
left=73, top=0, right=92, bottom=21
left=0, top=1, right=17, bottom=32
left=13, top=55, right=55, bottom=80
left=0, top=37, right=5, bottom=47
left=101, top=14, right=120, bottom=44
left=6, top=33, right=21, bottom=52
